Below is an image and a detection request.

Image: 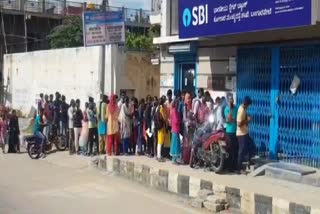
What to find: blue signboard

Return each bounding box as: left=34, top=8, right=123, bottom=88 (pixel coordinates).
left=179, top=0, right=312, bottom=39
left=83, top=11, right=125, bottom=46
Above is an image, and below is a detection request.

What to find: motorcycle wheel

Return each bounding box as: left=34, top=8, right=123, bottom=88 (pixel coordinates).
left=27, top=143, right=40, bottom=159
left=54, top=135, right=67, bottom=151
left=210, top=144, right=225, bottom=173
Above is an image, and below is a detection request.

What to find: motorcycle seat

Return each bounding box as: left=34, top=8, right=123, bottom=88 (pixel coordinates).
left=25, top=135, right=36, bottom=141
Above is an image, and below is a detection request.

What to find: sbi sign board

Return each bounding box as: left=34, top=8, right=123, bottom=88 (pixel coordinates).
left=179, top=0, right=312, bottom=39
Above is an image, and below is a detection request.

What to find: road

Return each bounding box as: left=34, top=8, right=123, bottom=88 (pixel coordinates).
left=0, top=152, right=203, bottom=214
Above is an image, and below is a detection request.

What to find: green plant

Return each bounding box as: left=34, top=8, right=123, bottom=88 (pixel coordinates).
left=48, top=16, right=83, bottom=49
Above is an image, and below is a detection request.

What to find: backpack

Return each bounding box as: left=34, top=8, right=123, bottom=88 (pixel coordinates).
left=153, top=107, right=164, bottom=130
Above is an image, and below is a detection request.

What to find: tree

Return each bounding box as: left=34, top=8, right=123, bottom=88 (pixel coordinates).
left=48, top=16, right=83, bottom=49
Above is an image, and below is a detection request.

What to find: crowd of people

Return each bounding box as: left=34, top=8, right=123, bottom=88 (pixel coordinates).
left=0, top=106, right=20, bottom=154
left=0, top=88, right=254, bottom=174
left=34, top=88, right=255, bottom=173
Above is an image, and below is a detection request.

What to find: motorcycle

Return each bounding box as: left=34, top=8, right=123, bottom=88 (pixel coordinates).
left=189, top=114, right=229, bottom=173
left=26, top=124, right=67, bottom=159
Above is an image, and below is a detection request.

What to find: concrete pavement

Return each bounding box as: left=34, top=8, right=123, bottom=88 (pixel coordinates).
left=0, top=152, right=204, bottom=214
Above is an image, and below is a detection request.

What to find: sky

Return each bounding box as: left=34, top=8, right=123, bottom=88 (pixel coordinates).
left=109, top=0, right=150, bottom=10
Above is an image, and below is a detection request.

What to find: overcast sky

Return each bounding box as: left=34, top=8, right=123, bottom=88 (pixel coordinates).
left=109, top=0, right=150, bottom=9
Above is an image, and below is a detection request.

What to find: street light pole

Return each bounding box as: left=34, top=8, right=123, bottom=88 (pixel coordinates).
left=99, top=0, right=107, bottom=95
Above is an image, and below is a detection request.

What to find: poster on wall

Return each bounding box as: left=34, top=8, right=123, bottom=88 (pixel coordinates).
left=179, top=0, right=312, bottom=39
left=83, top=11, right=125, bottom=46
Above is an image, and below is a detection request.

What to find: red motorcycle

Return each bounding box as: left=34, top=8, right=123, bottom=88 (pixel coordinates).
left=189, top=115, right=229, bottom=173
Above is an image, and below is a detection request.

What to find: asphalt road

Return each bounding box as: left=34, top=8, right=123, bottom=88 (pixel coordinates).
left=0, top=152, right=203, bottom=214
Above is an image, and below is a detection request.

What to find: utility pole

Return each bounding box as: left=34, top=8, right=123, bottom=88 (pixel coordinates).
left=99, top=0, right=107, bottom=95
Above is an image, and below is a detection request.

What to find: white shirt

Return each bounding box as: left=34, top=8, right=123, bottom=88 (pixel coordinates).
left=68, top=106, right=75, bottom=128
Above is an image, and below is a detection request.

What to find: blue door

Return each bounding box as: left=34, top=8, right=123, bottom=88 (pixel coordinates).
left=174, top=54, right=197, bottom=94
left=237, top=44, right=320, bottom=168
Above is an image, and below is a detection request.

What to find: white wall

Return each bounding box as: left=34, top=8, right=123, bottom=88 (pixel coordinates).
left=4, top=46, right=101, bottom=114
left=3, top=46, right=160, bottom=115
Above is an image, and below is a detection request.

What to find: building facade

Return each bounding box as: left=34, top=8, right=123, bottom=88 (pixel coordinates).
left=152, top=0, right=320, bottom=167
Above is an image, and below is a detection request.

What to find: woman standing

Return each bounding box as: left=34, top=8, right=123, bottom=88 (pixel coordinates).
left=79, top=102, right=89, bottom=155
left=0, top=114, right=7, bottom=153
left=106, top=95, right=120, bottom=156
left=156, top=97, right=167, bottom=162
left=137, top=98, right=145, bottom=155
left=204, top=91, right=214, bottom=111
left=8, top=110, right=20, bottom=153
left=170, top=99, right=181, bottom=164
left=182, top=92, right=195, bottom=164
left=130, top=97, right=138, bottom=155
left=119, top=96, right=131, bottom=155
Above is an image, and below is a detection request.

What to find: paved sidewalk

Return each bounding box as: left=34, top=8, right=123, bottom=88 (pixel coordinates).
left=94, top=155, right=320, bottom=214
left=35, top=151, right=320, bottom=213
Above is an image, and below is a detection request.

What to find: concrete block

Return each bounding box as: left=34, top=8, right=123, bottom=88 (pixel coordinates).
left=134, top=164, right=143, bottom=183
left=113, top=158, right=120, bottom=174
left=255, top=194, right=272, bottom=214
left=191, top=198, right=204, bottom=209
left=226, top=187, right=241, bottom=209
left=99, top=157, right=106, bottom=170
left=289, top=202, right=311, bottom=214
left=119, top=160, right=127, bottom=177
left=189, top=177, right=201, bottom=198
left=198, top=189, right=214, bottom=200
left=168, top=173, right=178, bottom=194
left=272, top=198, right=289, bottom=214
left=177, top=174, right=190, bottom=196
left=200, top=179, right=213, bottom=191
left=207, top=195, right=227, bottom=204
left=106, top=157, right=114, bottom=172
left=203, top=201, right=224, bottom=213
left=151, top=169, right=168, bottom=192
left=240, top=191, right=254, bottom=214
left=212, top=183, right=226, bottom=194
left=141, top=165, right=151, bottom=186
left=126, top=162, right=134, bottom=180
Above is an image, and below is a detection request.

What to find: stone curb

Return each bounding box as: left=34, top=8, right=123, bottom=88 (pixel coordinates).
left=91, top=156, right=318, bottom=214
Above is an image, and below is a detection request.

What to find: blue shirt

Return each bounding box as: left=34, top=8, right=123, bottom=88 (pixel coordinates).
left=33, top=115, right=41, bottom=134
left=224, top=106, right=238, bottom=133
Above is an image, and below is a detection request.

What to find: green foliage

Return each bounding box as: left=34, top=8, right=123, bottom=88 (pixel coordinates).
left=48, top=16, right=83, bottom=49
left=126, top=33, right=153, bottom=51
left=48, top=15, right=160, bottom=51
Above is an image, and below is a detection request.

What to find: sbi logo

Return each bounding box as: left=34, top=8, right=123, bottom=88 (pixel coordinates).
left=182, top=4, right=208, bottom=28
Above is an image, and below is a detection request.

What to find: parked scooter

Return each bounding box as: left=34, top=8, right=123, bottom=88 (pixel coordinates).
left=26, top=124, right=67, bottom=159
left=189, top=114, right=229, bottom=173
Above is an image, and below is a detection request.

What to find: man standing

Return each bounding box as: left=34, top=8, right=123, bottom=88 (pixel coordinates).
left=59, top=95, right=69, bottom=137
left=37, top=93, right=44, bottom=114
left=53, top=92, right=62, bottom=133
left=68, top=99, right=76, bottom=155
left=97, top=95, right=107, bottom=155
left=224, top=96, right=238, bottom=172
left=87, top=97, right=98, bottom=156
left=236, top=96, right=255, bottom=173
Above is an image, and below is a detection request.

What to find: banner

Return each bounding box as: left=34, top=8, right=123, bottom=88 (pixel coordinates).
left=179, top=0, right=312, bottom=39
left=83, top=11, right=125, bottom=46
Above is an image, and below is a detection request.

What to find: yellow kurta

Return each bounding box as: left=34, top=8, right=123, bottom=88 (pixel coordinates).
left=105, top=104, right=119, bottom=136
left=157, top=106, right=167, bottom=145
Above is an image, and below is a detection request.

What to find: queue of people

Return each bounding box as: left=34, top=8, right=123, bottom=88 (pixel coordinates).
left=32, top=88, right=255, bottom=173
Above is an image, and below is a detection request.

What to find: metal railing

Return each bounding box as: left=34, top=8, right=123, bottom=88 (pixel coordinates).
left=0, top=0, right=151, bottom=25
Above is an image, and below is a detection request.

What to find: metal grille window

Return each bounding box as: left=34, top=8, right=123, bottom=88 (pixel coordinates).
left=170, top=0, right=179, bottom=35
